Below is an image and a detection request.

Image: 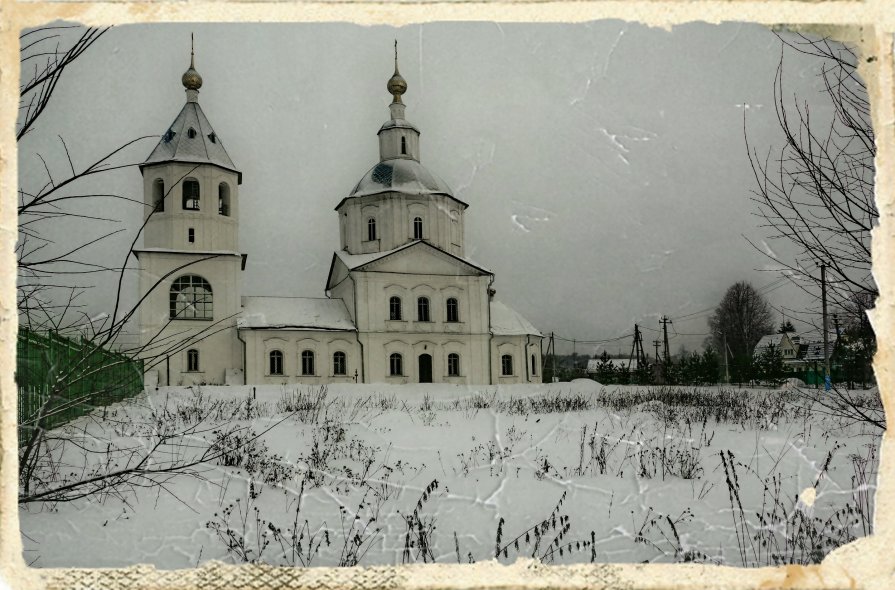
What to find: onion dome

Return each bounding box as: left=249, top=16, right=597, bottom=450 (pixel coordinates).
left=387, top=40, right=406, bottom=103
left=182, top=35, right=203, bottom=91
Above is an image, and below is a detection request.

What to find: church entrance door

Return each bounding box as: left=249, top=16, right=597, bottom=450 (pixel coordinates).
left=418, top=354, right=433, bottom=383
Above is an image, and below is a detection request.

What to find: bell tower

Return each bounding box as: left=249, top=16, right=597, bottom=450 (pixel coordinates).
left=134, top=37, right=245, bottom=386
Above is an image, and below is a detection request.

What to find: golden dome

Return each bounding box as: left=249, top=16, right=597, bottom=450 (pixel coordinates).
left=182, top=35, right=202, bottom=91
left=387, top=40, right=406, bottom=103
left=182, top=66, right=203, bottom=91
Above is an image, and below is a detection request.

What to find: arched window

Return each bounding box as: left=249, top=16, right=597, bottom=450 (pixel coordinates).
left=417, top=297, right=430, bottom=322
left=218, top=183, right=230, bottom=216
left=448, top=353, right=460, bottom=377
left=531, top=354, right=538, bottom=376
left=401, top=136, right=407, bottom=155
left=389, top=296, right=402, bottom=321
left=413, top=217, right=423, bottom=240
left=153, top=179, right=165, bottom=212
left=501, top=354, right=514, bottom=376
left=269, top=350, right=284, bottom=375
left=367, top=218, right=377, bottom=241
left=389, top=353, right=403, bottom=376
left=446, top=298, right=459, bottom=323
left=333, top=351, right=347, bottom=376
left=187, top=349, right=200, bottom=372
left=301, top=350, right=315, bottom=376
left=170, top=275, right=213, bottom=320
left=182, top=179, right=200, bottom=210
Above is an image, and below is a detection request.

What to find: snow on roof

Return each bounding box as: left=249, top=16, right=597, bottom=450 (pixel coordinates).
left=334, top=241, right=492, bottom=274
left=142, top=99, right=240, bottom=179
left=350, top=158, right=453, bottom=199
left=802, top=339, right=837, bottom=361
left=238, top=297, right=356, bottom=331
left=753, top=333, right=787, bottom=354
left=490, top=300, right=541, bottom=336
left=133, top=248, right=242, bottom=257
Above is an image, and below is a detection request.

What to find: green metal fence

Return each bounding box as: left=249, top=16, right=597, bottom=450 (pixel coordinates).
left=16, top=328, right=144, bottom=445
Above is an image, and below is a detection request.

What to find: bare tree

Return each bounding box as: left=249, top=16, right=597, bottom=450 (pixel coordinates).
left=17, top=25, right=157, bottom=334
left=745, top=34, right=877, bottom=325
left=16, top=26, right=253, bottom=503
left=709, top=281, right=775, bottom=382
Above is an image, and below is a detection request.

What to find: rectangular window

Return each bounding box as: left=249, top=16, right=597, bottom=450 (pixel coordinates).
left=301, top=351, right=315, bottom=376
left=188, top=228, right=195, bottom=243
left=333, top=352, right=347, bottom=376
left=446, top=298, right=459, bottom=323
left=501, top=355, right=513, bottom=376
left=448, top=354, right=460, bottom=377
left=389, top=297, right=402, bottom=321
left=187, top=349, right=200, bottom=372
left=417, top=297, right=430, bottom=322
left=270, top=351, right=284, bottom=375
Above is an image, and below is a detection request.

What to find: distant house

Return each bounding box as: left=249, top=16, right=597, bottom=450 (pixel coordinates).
left=753, top=333, right=800, bottom=370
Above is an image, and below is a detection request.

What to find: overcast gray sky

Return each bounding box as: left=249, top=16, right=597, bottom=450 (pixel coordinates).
left=19, top=21, right=853, bottom=355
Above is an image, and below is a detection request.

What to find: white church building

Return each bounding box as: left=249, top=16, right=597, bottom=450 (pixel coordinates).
left=135, top=48, right=543, bottom=386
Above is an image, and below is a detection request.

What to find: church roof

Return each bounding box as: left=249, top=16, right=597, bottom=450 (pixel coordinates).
left=490, top=300, right=542, bottom=337
left=141, top=100, right=241, bottom=182
left=334, top=241, right=492, bottom=274
left=348, top=158, right=460, bottom=201
left=238, top=297, right=355, bottom=331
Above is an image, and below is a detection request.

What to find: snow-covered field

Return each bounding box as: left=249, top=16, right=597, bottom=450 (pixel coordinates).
left=19, top=382, right=880, bottom=569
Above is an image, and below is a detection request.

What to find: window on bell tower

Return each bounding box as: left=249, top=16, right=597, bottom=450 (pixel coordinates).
left=218, top=183, right=230, bottom=216
left=153, top=179, right=165, bottom=212
left=183, top=179, right=200, bottom=210
left=367, top=218, right=377, bottom=241
left=401, top=136, right=407, bottom=155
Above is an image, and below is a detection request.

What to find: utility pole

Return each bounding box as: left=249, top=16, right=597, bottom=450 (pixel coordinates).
left=821, top=263, right=831, bottom=390
left=551, top=332, right=557, bottom=382
left=722, top=331, right=730, bottom=383
left=628, top=324, right=640, bottom=371
left=637, top=329, right=646, bottom=366
left=660, top=316, right=671, bottom=365
left=653, top=340, right=661, bottom=364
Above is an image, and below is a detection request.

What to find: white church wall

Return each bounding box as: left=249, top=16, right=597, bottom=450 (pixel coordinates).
left=137, top=252, right=243, bottom=386
left=340, top=193, right=465, bottom=255
left=242, top=330, right=361, bottom=385
left=363, top=333, right=491, bottom=384
left=490, top=336, right=544, bottom=384
left=329, top=274, right=356, bottom=323
left=143, top=163, right=239, bottom=252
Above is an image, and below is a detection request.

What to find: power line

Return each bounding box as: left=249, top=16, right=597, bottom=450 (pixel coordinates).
left=552, top=333, right=634, bottom=345
left=668, top=275, right=795, bottom=324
